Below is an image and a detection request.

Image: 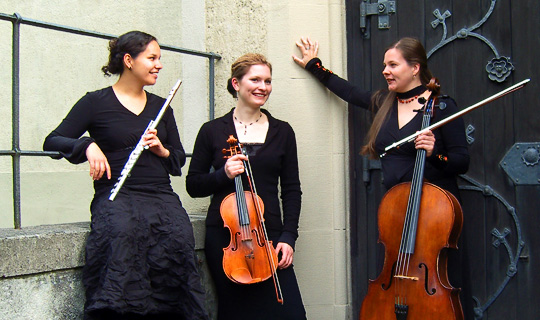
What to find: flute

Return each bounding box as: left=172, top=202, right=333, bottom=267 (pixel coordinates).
left=109, top=79, right=182, bottom=201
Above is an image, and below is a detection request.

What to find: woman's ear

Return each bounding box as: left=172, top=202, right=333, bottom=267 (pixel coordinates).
left=123, top=53, right=133, bottom=70
left=231, top=77, right=240, bottom=91
left=413, top=63, right=420, bottom=77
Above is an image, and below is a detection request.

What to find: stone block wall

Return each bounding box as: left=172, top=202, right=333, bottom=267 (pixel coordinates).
left=0, top=217, right=216, bottom=320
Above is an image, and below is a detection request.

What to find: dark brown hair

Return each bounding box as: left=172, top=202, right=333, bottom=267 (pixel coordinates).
left=101, top=31, right=157, bottom=76
left=227, top=53, right=272, bottom=98
left=361, top=37, right=433, bottom=157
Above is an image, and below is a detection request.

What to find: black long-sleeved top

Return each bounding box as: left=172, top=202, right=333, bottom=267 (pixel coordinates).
left=306, top=58, right=469, bottom=195
left=43, top=87, right=186, bottom=193
left=186, top=108, right=302, bottom=249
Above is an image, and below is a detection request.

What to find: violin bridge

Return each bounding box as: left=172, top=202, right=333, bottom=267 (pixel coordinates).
left=394, top=275, right=419, bottom=281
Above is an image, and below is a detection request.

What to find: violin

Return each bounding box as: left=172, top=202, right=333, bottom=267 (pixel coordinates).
left=360, top=79, right=464, bottom=319
left=220, top=135, right=284, bottom=303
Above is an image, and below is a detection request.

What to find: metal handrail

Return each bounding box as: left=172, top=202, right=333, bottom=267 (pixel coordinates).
left=0, top=12, right=220, bottom=228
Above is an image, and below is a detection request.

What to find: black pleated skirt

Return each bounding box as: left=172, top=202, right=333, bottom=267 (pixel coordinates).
left=83, top=186, right=208, bottom=320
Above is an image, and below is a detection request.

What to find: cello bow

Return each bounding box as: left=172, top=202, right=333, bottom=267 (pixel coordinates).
left=382, top=78, right=530, bottom=156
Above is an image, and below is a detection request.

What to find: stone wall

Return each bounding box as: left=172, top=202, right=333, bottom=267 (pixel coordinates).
left=0, top=217, right=216, bottom=320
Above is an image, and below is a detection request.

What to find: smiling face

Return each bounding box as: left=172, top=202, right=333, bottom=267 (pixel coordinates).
left=232, top=64, right=272, bottom=108
left=127, top=40, right=162, bottom=86
left=382, top=48, right=421, bottom=93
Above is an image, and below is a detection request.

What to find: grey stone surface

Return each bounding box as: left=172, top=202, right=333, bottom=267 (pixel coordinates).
left=0, top=216, right=216, bottom=319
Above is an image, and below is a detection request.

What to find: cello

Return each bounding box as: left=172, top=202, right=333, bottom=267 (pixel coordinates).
left=220, top=135, right=284, bottom=304
left=360, top=79, right=464, bottom=319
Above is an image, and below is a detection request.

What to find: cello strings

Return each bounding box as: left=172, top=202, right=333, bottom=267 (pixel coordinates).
left=403, top=106, right=431, bottom=278
left=395, top=96, right=434, bottom=305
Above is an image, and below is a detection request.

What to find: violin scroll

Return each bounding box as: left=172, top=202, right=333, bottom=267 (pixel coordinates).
left=222, top=135, right=241, bottom=159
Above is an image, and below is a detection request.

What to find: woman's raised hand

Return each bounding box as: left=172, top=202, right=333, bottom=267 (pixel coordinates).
left=86, top=142, right=111, bottom=180
left=292, top=36, right=319, bottom=68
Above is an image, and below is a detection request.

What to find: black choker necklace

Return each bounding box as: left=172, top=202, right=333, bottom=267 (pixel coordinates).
left=396, top=85, right=426, bottom=104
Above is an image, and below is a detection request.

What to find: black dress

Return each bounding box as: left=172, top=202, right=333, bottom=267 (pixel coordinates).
left=43, top=87, right=208, bottom=320
left=186, top=108, right=306, bottom=320
left=305, top=58, right=474, bottom=319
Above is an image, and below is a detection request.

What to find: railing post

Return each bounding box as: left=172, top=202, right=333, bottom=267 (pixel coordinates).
left=12, top=13, right=21, bottom=229
left=209, top=55, right=216, bottom=120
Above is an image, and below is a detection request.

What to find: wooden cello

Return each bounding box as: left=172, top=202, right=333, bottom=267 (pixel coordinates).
left=360, top=79, right=464, bottom=319
left=220, top=135, right=284, bottom=303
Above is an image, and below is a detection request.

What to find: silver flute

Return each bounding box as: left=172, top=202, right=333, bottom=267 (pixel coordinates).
left=109, top=79, right=182, bottom=201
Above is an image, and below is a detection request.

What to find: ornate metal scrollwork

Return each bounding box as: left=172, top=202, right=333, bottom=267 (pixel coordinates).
left=427, top=0, right=514, bottom=82
left=458, top=175, right=526, bottom=320
left=465, top=124, right=475, bottom=145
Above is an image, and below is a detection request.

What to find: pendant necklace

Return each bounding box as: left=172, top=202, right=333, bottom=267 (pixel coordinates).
left=235, top=112, right=262, bottom=135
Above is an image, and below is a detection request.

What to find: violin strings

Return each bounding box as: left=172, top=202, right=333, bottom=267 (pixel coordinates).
left=234, top=172, right=251, bottom=241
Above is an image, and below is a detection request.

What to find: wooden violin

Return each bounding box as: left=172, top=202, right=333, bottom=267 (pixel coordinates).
left=220, top=135, right=284, bottom=303
left=360, top=79, right=464, bottom=319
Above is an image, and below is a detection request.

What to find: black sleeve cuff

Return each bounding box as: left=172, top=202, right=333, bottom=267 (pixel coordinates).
left=305, top=57, right=334, bottom=85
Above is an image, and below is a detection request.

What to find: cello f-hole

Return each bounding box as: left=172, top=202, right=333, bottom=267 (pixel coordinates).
left=419, top=262, right=436, bottom=295
left=381, top=262, right=396, bottom=290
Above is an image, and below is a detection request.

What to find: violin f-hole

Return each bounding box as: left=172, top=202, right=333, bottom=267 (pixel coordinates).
left=231, top=232, right=241, bottom=251
left=251, top=229, right=266, bottom=247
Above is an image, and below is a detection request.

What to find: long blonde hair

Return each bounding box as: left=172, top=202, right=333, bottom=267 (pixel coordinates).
left=361, top=37, right=433, bottom=158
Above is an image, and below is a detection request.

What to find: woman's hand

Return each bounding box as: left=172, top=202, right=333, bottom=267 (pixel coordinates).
left=292, top=36, right=319, bottom=68
left=86, top=142, right=111, bottom=180
left=415, top=130, right=436, bottom=157
left=276, top=242, right=294, bottom=269
left=224, top=154, right=248, bottom=179
left=143, top=129, right=170, bottom=158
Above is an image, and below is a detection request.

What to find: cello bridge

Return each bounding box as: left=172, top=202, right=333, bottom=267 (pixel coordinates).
left=394, top=275, right=419, bottom=281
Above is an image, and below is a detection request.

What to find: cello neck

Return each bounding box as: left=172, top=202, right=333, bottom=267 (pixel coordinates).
left=401, top=80, right=439, bottom=254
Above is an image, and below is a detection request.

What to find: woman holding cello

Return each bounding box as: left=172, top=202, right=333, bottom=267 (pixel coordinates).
left=186, top=53, right=306, bottom=319
left=293, top=37, right=472, bottom=319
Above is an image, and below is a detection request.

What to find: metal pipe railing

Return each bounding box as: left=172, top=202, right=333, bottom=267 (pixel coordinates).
left=0, top=12, right=220, bottom=229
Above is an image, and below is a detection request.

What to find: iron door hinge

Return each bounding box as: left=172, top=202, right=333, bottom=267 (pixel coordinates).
left=362, top=156, right=382, bottom=186
left=360, top=0, right=396, bottom=39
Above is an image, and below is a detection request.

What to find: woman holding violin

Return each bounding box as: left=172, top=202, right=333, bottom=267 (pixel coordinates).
left=293, top=37, right=472, bottom=318
left=186, top=53, right=306, bottom=319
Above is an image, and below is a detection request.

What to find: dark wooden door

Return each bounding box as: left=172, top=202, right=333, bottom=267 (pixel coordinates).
left=346, top=0, right=539, bottom=319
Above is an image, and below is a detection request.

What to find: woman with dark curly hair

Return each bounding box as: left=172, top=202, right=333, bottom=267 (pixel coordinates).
left=44, top=31, right=208, bottom=320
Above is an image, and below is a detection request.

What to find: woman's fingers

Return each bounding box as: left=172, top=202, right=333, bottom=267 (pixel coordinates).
left=86, top=142, right=111, bottom=180
left=224, top=154, right=247, bottom=179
